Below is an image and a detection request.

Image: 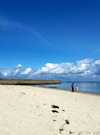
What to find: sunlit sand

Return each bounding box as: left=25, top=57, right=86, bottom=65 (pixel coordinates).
left=0, top=85, right=100, bottom=135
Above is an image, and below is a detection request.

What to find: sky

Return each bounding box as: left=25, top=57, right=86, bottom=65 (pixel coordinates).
left=0, top=0, right=99, bottom=70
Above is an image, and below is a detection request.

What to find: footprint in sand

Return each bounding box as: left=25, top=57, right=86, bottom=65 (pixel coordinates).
left=51, top=105, right=60, bottom=109
left=51, top=104, right=60, bottom=113
left=65, top=119, right=70, bottom=125
left=51, top=104, right=71, bottom=135
left=58, top=120, right=70, bottom=134
left=52, top=110, right=59, bottom=113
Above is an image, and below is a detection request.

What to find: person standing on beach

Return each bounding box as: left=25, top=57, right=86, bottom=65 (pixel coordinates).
left=76, top=84, right=79, bottom=92
left=71, top=82, right=75, bottom=92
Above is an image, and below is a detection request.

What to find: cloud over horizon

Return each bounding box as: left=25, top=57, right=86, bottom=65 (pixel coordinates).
left=0, top=58, right=100, bottom=81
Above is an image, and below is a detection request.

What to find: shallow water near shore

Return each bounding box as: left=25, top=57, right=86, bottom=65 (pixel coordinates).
left=47, top=82, right=100, bottom=94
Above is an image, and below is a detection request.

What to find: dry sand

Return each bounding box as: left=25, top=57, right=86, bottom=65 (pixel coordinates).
left=0, top=85, right=100, bottom=135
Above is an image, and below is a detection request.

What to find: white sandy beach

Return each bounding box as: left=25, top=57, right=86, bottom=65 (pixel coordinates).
left=0, top=85, right=100, bottom=135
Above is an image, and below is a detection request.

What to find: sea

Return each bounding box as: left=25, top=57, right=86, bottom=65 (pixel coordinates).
left=47, top=81, right=100, bottom=94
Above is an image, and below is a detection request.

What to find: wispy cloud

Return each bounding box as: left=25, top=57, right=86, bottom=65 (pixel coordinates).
left=0, top=16, right=50, bottom=45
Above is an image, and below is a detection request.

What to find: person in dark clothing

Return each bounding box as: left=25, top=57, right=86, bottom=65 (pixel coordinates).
left=71, top=82, right=75, bottom=92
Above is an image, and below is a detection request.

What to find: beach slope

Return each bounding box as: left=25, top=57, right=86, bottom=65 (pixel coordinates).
left=0, top=85, right=100, bottom=135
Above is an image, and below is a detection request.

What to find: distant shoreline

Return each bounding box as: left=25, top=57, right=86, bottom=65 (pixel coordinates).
left=0, top=79, right=61, bottom=85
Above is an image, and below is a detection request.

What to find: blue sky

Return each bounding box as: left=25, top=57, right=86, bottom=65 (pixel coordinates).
left=0, top=0, right=99, bottom=69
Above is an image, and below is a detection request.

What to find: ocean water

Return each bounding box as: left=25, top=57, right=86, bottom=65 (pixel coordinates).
left=48, top=82, right=100, bottom=94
